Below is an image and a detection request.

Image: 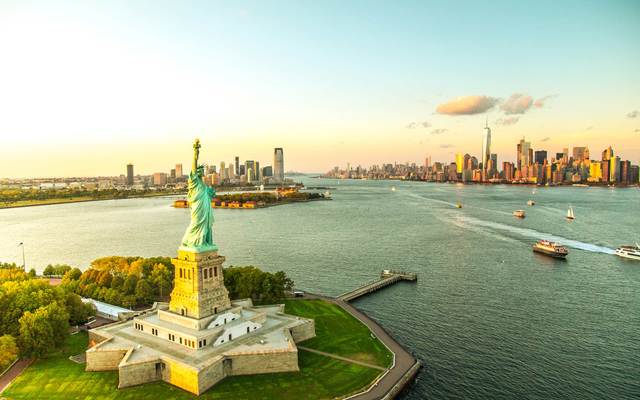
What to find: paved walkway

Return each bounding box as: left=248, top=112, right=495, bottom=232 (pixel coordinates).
left=301, top=293, right=420, bottom=399
left=0, top=359, right=32, bottom=394
left=298, top=346, right=386, bottom=371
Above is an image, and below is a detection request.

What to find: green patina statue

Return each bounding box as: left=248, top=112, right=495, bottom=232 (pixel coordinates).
left=180, top=138, right=218, bottom=252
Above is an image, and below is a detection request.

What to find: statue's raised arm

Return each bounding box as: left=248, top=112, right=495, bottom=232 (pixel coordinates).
left=192, top=138, right=201, bottom=174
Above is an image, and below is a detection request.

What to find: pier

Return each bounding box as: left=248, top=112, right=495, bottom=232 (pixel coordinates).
left=338, top=270, right=417, bottom=302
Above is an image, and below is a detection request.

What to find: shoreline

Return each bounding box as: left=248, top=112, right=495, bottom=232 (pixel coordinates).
left=0, top=192, right=185, bottom=210
left=317, top=177, right=640, bottom=188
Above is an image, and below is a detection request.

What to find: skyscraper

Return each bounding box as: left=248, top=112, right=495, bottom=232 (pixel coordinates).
left=126, top=163, right=134, bottom=186
left=573, top=147, right=587, bottom=162
left=175, top=164, right=183, bottom=178
left=273, top=148, right=284, bottom=182
left=481, top=120, right=491, bottom=181
left=534, top=150, right=547, bottom=165
left=455, top=153, right=463, bottom=174
left=234, top=156, right=240, bottom=176
left=517, top=137, right=531, bottom=170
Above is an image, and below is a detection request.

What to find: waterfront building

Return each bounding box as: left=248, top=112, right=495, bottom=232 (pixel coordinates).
left=234, top=156, right=240, bottom=176
left=455, top=153, right=463, bottom=174
left=481, top=121, right=491, bottom=181
left=620, top=160, right=631, bottom=185
left=517, top=138, right=531, bottom=171
left=153, top=172, right=168, bottom=186
left=588, top=161, right=602, bottom=182
left=126, top=164, right=134, bottom=186
left=610, top=156, right=620, bottom=183
left=176, top=164, right=183, bottom=179
left=630, top=165, right=639, bottom=184
left=502, top=162, right=514, bottom=181
left=602, top=146, right=613, bottom=161
left=534, top=151, right=547, bottom=165
left=273, top=148, right=284, bottom=182
left=262, top=166, right=273, bottom=177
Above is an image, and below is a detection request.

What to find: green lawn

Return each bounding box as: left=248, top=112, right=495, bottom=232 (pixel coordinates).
left=3, top=300, right=387, bottom=400
left=282, top=299, right=393, bottom=368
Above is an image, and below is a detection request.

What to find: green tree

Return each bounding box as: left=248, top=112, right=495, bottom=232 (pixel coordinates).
left=65, top=292, right=95, bottom=325
left=123, top=274, right=138, bottom=295
left=18, top=302, right=69, bottom=358
left=135, top=279, right=153, bottom=305
left=63, top=267, right=82, bottom=282
left=0, top=334, right=19, bottom=371
left=150, top=263, right=172, bottom=298
left=110, top=275, right=124, bottom=290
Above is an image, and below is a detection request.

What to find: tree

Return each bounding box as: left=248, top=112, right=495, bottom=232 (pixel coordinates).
left=123, top=274, right=138, bottom=295
left=135, top=279, right=153, bottom=305
left=150, top=263, right=172, bottom=298
left=63, top=267, right=82, bottom=282
left=0, top=334, right=18, bottom=371
left=65, top=292, right=95, bottom=325
left=18, top=302, right=69, bottom=358
left=96, top=271, right=112, bottom=288
left=111, top=275, right=124, bottom=290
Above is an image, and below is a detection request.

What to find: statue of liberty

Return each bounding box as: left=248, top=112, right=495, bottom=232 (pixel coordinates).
left=180, top=139, right=217, bottom=252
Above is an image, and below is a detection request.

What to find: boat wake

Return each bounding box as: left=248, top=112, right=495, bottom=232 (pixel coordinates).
left=451, top=214, right=615, bottom=254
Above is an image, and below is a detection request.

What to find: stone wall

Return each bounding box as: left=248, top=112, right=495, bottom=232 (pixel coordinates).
left=290, top=319, right=316, bottom=343
left=87, top=331, right=109, bottom=348
left=227, top=350, right=299, bottom=376
left=118, top=358, right=160, bottom=389
left=196, top=358, right=225, bottom=395
left=162, top=358, right=201, bottom=395
left=85, top=346, right=128, bottom=371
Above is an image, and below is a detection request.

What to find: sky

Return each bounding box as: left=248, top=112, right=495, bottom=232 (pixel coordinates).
left=0, top=0, right=639, bottom=177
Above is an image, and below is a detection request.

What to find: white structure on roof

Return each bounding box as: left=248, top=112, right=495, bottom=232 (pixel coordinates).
left=81, top=298, right=133, bottom=321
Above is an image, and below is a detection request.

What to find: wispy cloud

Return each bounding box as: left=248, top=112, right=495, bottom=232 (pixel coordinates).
left=627, top=110, right=640, bottom=118
left=635, top=128, right=640, bottom=133
left=430, top=128, right=448, bottom=135
left=540, top=137, right=551, bottom=142
left=495, top=117, right=520, bottom=126
left=533, top=95, right=556, bottom=108
left=436, top=95, right=498, bottom=115
left=585, top=125, right=593, bottom=131
left=440, top=144, right=454, bottom=149
left=501, top=94, right=533, bottom=115
left=406, top=121, right=431, bottom=129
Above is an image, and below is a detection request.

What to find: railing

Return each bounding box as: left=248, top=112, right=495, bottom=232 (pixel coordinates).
left=338, top=270, right=417, bottom=301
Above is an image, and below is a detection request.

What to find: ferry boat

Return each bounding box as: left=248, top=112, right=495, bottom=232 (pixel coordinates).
left=527, top=200, right=535, bottom=206
left=513, top=210, right=525, bottom=218
left=615, top=244, right=640, bottom=260
left=566, top=206, right=575, bottom=221
left=533, top=240, right=568, bottom=259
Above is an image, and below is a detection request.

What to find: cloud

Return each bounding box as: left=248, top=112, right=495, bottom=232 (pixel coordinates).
left=627, top=110, right=640, bottom=118
left=540, top=137, right=551, bottom=142
left=635, top=128, right=640, bottom=133
left=430, top=128, right=448, bottom=135
left=501, top=93, right=533, bottom=115
left=440, top=144, right=454, bottom=149
left=533, top=95, right=556, bottom=108
left=495, top=117, right=520, bottom=126
left=585, top=125, right=593, bottom=131
left=406, top=121, right=431, bottom=129
left=436, top=95, right=498, bottom=115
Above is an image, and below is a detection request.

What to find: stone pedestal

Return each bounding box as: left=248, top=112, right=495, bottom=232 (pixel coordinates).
left=168, top=249, right=231, bottom=320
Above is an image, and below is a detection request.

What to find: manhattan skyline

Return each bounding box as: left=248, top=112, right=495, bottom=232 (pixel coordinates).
left=1, top=0, right=639, bottom=177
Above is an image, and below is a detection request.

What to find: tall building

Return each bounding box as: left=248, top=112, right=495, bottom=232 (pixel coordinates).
left=534, top=150, right=547, bottom=165
left=262, top=166, right=273, bottom=177
left=175, top=164, right=183, bottom=178
left=245, top=160, right=257, bottom=182
left=573, top=147, right=587, bottom=162
left=455, top=153, right=463, bottom=174
left=273, top=148, right=284, bottom=182
left=220, top=161, right=226, bottom=181
left=481, top=120, right=491, bottom=181
left=517, top=137, right=531, bottom=171
left=234, top=157, right=240, bottom=176
left=126, top=164, right=134, bottom=186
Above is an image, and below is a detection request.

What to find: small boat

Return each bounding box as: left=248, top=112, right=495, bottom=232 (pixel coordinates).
left=513, top=210, right=525, bottom=218
left=566, top=206, right=575, bottom=221
left=527, top=200, right=535, bottom=206
left=615, top=243, right=640, bottom=260
left=456, top=203, right=463, bottom=209
left=533, top=240, right=568, bottom=259
left=391, top=186, right=396, bottom=192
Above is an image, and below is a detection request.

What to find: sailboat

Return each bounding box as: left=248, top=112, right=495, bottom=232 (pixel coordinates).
left=566, top=206, right=575, bottom=221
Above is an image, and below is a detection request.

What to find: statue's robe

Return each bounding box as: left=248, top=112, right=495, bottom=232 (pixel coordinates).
left=181, top=168, right=216, bottom=251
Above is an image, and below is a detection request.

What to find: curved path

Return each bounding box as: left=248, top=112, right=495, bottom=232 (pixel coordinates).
left=303, top=293, right=420, bottom=400
left=0, top=359, right=32, bottom=394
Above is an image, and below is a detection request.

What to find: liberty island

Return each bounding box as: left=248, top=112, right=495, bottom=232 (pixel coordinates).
left=84, top=140, right=316, bottom=394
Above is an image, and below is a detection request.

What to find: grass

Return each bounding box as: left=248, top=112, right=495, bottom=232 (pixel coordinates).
left=3, top=300, right=388, bottom=400
left=282, top=299, right=393, bottom=368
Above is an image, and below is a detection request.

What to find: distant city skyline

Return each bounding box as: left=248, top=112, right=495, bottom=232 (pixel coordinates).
left=1, top=1, right=639, bottom=178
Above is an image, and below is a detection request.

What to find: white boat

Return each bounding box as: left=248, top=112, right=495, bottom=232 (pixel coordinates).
left=527, top=200, right=535, bottom=206
left=513, top=210, right=525, bottom=218
left=566, top=206, right=575, bottom=220
left=615, top=243, right=640, bottom=260
left=391, top=186, right=396, bottom=192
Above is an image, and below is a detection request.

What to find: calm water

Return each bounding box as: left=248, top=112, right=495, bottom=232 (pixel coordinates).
left=1, top=179, right=639, bottom=399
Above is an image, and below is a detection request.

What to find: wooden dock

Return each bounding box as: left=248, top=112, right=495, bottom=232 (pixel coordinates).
left=338, top=270, right=417, bottom=302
